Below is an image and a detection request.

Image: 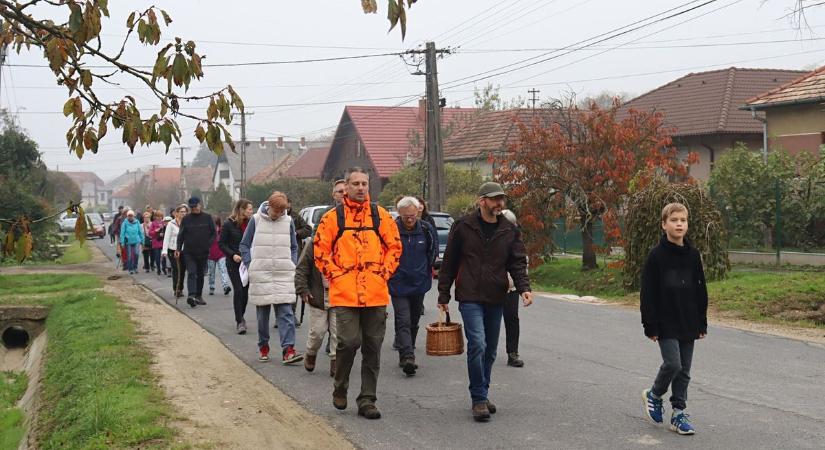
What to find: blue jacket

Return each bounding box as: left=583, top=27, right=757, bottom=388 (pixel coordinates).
left=389, top=218, right=437, bottom=297
left=120, top=218, right=144, bottom=246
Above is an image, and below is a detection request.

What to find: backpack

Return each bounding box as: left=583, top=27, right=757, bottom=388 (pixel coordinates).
left=331, top=202, right=387, bottom=251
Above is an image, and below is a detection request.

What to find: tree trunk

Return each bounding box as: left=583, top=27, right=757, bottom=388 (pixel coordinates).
left=581, top=220, right=598, bottom=271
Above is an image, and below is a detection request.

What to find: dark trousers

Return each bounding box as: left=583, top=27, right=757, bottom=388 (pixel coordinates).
left=168, top=250, right=186, bottom=294
left=334, top=306, right=386, bottom=409
left=184, top=253, right=207, bottom=298
left=503, top=291, right=520, bottom=354
left=391, top=294, right=425, bottom=359
left=225, top=258, right=249, bottom=324
left=651, top=339, right=695, bottom=411
left=151, top=248, right=162, bottom=274
left=142, top=248, right=151, bottom=270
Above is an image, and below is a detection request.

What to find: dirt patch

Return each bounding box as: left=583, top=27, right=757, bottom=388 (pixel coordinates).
left=8, top=245, right=354, bottom=450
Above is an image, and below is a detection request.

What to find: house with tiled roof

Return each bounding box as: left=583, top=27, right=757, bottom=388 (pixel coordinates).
left=321, top=101, right=475, bottom=198
left=443, top=108, right=561, bottom=176
left=283, top=145, right=331, bottom=179
left=620, top=67, right=806, bottom=180
left=63, top=171, right=106, bottom=209
left=212, top=137, right=318, bottom=201
left=743, top=65, right=825, bottom=155
left=248, top=152, right=300, bottom=184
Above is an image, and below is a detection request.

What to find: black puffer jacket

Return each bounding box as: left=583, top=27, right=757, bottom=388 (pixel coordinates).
left=176, top=212, right=215, bottom=257
left=438, top=209, right=530, bottom=305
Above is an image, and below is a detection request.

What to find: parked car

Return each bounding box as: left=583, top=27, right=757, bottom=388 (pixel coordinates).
left=299, top=205, right=332, bottom=230
left=58, top=212, right=78, bottom=232
left=428, top=212, right=454, bottom=269
left=87, top=213, right=106, bottom=239
left=101, top=212, right=112, bottom=222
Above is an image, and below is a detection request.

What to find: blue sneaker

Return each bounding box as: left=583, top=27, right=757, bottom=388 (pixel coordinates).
left=643, top=389, right=664, bottom=424
left=670, top=411, right=695, bottom=435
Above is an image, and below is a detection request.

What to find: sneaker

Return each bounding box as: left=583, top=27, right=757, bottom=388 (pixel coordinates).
left=236, top=321, right=247, bottom=335
left=643, top=389, right=664, bottom=424
left=258, top=344, right=270, bottom=362
left=358, top=404, right=381, bottom=420
left=472, top=402, right=491, bottom=422
left=282, top=346, right=303, bottom=365
left=304, top=354, right=316, bottom=372
left=401, top=357, right=417, bottom=376
left=507, top=352, right=524, bottom=367
left=196, top=296, right=207, bottom=305
left=670, top=411, right=695, bottom=435
left=224, top=286, right=231, bottom=295
left=186, top=297, right=197, bottom=308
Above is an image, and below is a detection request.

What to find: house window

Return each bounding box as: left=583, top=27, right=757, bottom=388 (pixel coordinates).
left=220, top=170, right=230, bottom=180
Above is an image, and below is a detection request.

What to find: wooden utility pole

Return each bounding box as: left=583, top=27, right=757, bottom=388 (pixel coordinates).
left=408, top=42, right=450, bottom=211
left=177, top=146, right=190, bottom=200
left=233, top=111, right=254, bottom=198
left=529, top=88, right=540, bottom=109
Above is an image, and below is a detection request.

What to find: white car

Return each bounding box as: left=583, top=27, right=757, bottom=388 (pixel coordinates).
left=299, top=205, right=332, bottom=230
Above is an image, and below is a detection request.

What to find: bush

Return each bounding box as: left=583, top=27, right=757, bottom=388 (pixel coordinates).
left=246, top=178, right=331, bottom=210
left=445, top=193, right=477, bottom=218
left=623, top=178, right=730, bottom=291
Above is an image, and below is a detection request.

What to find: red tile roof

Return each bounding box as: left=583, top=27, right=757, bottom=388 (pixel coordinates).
left=745, top=65, right=825, bottom=109
left=63, top=171, right=104, bottom=186
left=620, top=67, right=806, bottom=136
left=141, top=166, right=213, bottom=191
left=344, top=104, right=475, bottom=178
left=443, top=109, right=561, bottom=160
left=248, top=153, right=298, bottom=184
left=284, top=146, right=330, bottom=179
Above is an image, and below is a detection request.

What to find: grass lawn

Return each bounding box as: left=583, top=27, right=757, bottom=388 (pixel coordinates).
left=56, top=239, right=93, bottom=265
left=0, top=273, right=176, bottom=449
left=0, top=371, right=27, bottom=450
left=531, top=258, right=825, bottom=327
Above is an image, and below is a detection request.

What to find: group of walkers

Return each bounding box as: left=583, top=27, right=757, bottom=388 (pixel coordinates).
left=109, top=166, right=707, bottom=433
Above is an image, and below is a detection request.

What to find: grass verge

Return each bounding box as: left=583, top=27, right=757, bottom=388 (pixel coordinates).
left=532, top=258, right=825, bottom=327
left=0, top=371, right=28, bottom=450
left=56, top=239, right=93, bottom=265
left=0, top=274, right=176, bottom=449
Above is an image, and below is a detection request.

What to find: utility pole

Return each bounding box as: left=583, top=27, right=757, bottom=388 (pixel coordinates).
left=408, top=42, right=450, bottom=212
left=528, top=88, right=540, bottom=109
left=232, top=111, right=254, bottom=198
left=177, top=146, right=190, bottom=200
left=0, top=20, right=6, bottom=110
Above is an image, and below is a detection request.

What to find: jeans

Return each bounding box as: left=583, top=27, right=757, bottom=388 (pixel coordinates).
left=459, top=302, right=504, bottom=404
left=207, top=258, right=231, bottom=292
left=503, top=291, right=520, bottom=354
left=256, top=303, right=297, bottom=350
left=124, top=244, right=140, bottom=272
left=151, top=248, right=162, bottom=274
left=184, top=253, right=207, bottom=298
left=307, top=306, right=337, bottom=358
left=651, top=339, right=695, bottom=410
left=391, top=294, right=425, bottom=359
left=225, top=258, right=249, bottom=324
left=334, top=306, right=386, bottom=409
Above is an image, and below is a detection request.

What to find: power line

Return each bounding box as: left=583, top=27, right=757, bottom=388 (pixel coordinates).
left=460, top=37, right=825, bottom=52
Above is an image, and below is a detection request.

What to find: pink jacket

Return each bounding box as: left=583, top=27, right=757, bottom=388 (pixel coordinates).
left=148, top=220, right=166, bottom=250
left=209, top=226, right=224, bottom=261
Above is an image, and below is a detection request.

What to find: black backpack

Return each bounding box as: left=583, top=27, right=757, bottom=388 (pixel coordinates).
left=331, top=202, right=387, bottom=251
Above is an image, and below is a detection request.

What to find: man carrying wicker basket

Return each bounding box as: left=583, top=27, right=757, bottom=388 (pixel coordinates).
left=437, top=181, right=533, bottom=422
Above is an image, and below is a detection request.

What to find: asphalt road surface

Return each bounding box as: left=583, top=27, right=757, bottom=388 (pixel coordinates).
left=96, top=240, right=825, bottom=449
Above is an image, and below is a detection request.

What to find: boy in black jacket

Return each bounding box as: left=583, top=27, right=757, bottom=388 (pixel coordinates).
left=640, top=202, right=708, bottom=436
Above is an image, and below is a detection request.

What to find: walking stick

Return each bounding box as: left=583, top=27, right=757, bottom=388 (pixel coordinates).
left=175, top=253, right=182, bottom=305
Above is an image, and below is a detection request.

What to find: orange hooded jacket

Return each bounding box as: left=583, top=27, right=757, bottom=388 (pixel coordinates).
left=313, top=194, right=402, bottom=307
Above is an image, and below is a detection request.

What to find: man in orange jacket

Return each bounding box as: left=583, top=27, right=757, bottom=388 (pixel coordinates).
left=313, top=167, right=402, bottom=420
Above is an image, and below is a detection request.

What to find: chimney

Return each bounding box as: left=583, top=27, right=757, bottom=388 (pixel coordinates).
left=277, top=136, right=284, bottom=148
left=300, top=137, right=306, bottom=149
left=418, top=97, right=427, bottom=123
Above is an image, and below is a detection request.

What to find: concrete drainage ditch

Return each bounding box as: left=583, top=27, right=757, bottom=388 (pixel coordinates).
left=1, top=305, right=49, bottom=450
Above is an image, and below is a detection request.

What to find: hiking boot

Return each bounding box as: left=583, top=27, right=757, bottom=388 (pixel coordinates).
left=196, top=296, right=207, bottom=305
left=329, top=358, right=336, bottom=378
left=670, top=411, right=695, bottom=435
left=643, top=389, right=664, bottom=424
left=236, top=321, right=247, bottom=335
left=401, top=357, right=417, bottom=376
left=486, top=400, right=497, bottom=414
left=258, top=344, right=270, bottom=362
left=186, top=296, right=197, bottom=308
left=224, top=286, right=231, bottom=295
left=507, top=352, right=524, bottom=367
left=472, top=402, right=491, bottom=422
left=282, top=346, right=303, bottom=365
left=304, top=353, right=316, bottom=372
left=358, top=404, right=381, bottom=420
left=332, top=389, right=347, bottom=410
left=209, top=288, right=214, bottom=295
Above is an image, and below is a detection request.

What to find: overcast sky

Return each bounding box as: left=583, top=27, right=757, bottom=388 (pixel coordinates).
left=4, top=0, right=823, bottom=180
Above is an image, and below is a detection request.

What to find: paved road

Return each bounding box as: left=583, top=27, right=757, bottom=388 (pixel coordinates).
left=96, top=240, right=825, bottom=449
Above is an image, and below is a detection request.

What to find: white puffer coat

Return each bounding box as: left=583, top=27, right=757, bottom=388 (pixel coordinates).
left=239, top=202, right=298, bottom=306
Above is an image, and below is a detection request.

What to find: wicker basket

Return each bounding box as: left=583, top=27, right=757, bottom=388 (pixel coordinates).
left=426, top=311, right=464, bottom=356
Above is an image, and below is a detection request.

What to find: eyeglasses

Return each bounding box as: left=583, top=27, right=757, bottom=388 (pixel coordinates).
left=399, top=214, right=417, bottom=220
left=334, top=190, right=345, bottom=194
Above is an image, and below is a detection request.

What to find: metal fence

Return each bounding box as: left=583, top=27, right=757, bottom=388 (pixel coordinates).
left=551, top=218, right=605, bottom=254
